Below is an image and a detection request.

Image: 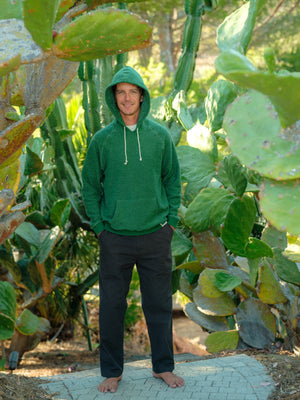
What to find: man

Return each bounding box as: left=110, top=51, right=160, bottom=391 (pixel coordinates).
left=82, top=66, right=184, bottom=393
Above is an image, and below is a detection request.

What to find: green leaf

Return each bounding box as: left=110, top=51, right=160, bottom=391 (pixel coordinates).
left=176, top=260, right=205, bottom=275
left=257, top=260, right=288, bottom=304
left=214, top=271, right=242, bottom=292
left=236, top=298, right=276, bottom=348
left=53, top=8, right=152, bottom=61
left=184, top=302, right=229, bottom=332
left=193, top=231, right=229, bottom=269
left=23, top=0, right=61, bottom=50
left=36, top=226, right=60, bottom=264
left=205, top=330, right=239, bottom=353
left=260, top=178, right=300, bottom=236
left=248, top=258, right=260, bottom=287
left=185, top=188, right=232, bottom=232
left=205, top=79, right=237, bottom=132
left=24, top=146, right=44, bottom=176
left=171, top=230, right=193, bottom=257
left=245, top=237, right=273, bottom=259
left=0, top=281, right=16, bottom=321
left=15, top=222, right=40, bottom=247
left=0, top=314, right=15, bottom=340
left=193, top=280, right=235, bottom=316
left=50, top=199, right=71, bottom=228
left=221, top=195, right=257, bottom=256
left=177, top=145, right=215, bottom=198
left=217, top=154, right=248, bottom=197
left=260, top=226, right=287, bottom=251
left=272, top=249, right=300, bottom=286
left=16, top=309, right=40, bottom=335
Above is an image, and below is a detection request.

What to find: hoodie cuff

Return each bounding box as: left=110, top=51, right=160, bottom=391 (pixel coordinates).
left=92, top=221, right=105, bottom=236
left=168, top=215, right=179, bottom=229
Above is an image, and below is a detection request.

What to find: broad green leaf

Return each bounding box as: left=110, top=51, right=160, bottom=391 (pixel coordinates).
left=257, top=260, right=288, bottom=304
left=205, top=330, right=239, bottom=353
left=248, top=258, right=260, bottom=287
left=50, top=199, right=71, bottom=228
left=0, top=314, right=15, bottom=340
left=179, top=273, right=195, bottom=300
left=185, top=188, right=232, bottom=232
left=53, top=9, right=152, bottom=61
left=36, top=226, right=60, bottom=264
left=199, top=268, right=225, bottom=298
left=217, top=51, right=300, bottom=127
left=184, top=302, right=229, bottom=332
left=205, top=79, right=237, bottom=132
left=245, top=237, right=273, bottom=259
left=214, top=271, right=242, bottom=292
left=0, top=281, right=16, bottom=320
left=217, top=154, right=248, bottom=197
left=23, top=0, right=61, bottom=50
left=176, top=261, right=205, bottom=275
left=272, top=249, right=300, bottom=286
left=171, top=230, right=193, bottom=257
left=260, top=226, right=287, bottom=251
left=15, top=222, right=40, bottom=248
left=16, top=309, right=40, bottom=335
left=260, top=178, right=300, bottom=236
left=193, top=231, right=229, bottom=269
left=0, top=54, right=21, bottom=77
left=221, top=195, right=256, bottom=256
left=193, top=282, right=235, bottom=316
left=177, top=145, right=215, bottom=198
left=209, top=193, right=235, bottom=235
left=236, top=298, right=276, bottom=348
left=24, top=146, right=44, bottom=176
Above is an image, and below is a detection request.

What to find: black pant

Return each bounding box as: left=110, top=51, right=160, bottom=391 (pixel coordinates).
left=98, top=225, right=174, bottom=377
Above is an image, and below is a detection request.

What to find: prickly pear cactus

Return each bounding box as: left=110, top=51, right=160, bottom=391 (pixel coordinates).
left=0, top=0, right=152, bottom=244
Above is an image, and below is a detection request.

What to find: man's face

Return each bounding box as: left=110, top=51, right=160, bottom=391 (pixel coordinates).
left=115, top=82, right=143, bottom=121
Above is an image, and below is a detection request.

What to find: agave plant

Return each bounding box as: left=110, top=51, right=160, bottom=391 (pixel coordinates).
left=0, top=0, right=152, bottom=244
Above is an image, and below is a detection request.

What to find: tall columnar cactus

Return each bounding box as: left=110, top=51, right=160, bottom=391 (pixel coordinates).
left=0, top=0, right=152, bottom=244
left=173, top=0, right=206, bottom=94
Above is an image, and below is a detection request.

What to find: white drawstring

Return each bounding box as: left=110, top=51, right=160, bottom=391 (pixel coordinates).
left=136, top=128, right=142, bottom=162
left=123, top=126, right=143, bottom=165
left=124, top=127, right=128, bottom=165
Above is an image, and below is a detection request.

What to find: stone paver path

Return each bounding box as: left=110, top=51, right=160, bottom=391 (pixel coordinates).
left=41, top=354, right=274, bottom=400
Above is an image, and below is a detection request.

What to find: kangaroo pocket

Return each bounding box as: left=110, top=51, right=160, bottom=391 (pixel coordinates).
left=110, top=198, right=162, bottom=232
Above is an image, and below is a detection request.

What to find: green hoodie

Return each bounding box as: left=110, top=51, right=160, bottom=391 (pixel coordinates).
left=82, top=66, right=181, bottom=236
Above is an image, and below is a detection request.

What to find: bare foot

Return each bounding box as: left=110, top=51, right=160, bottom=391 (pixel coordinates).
left=152, top=371, right=184, bottom=388
left=97, top=375, right=122, bottom=393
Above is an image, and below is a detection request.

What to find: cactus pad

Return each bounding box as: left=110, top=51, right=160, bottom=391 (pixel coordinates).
left=216, top=50, right=300, bottom=127
left=223, top=90, right=300, bottom=180
left=259, top=178, right=300, bottom=236
left=52, top=8, right=152, bottom=61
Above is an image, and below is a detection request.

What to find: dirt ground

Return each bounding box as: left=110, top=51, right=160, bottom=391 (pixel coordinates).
left=0, top=315, right=299, bottom=400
